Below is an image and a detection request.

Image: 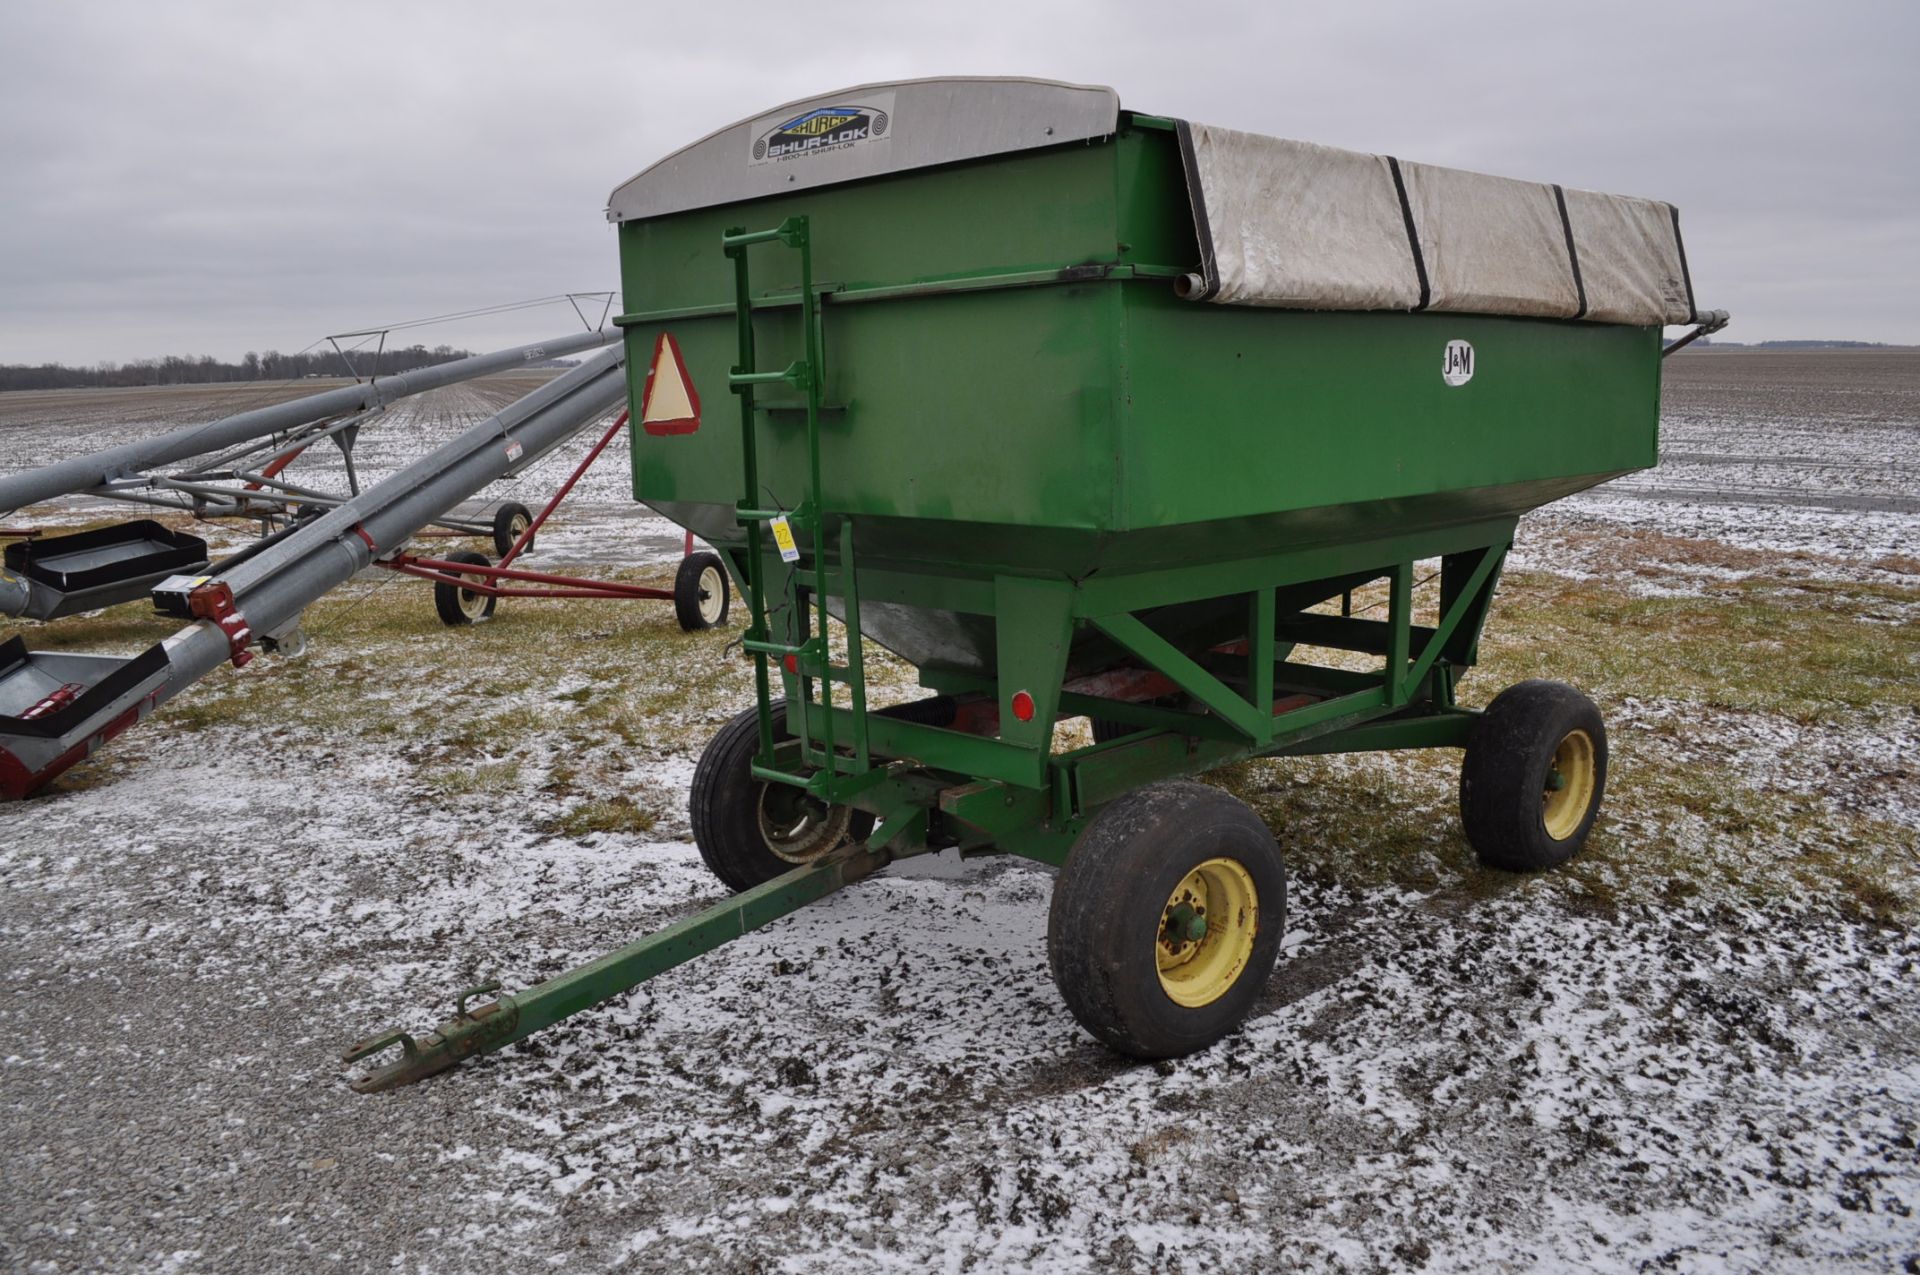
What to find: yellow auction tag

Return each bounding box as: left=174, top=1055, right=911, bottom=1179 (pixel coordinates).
left=770, top=515, right=800, bottom=563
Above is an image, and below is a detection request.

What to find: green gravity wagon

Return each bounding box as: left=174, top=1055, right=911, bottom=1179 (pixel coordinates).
left=348, top=78, right=1722, bottom=1089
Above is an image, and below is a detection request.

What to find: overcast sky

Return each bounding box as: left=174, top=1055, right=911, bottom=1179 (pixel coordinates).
left=1, top=0, right=1914, bottom=365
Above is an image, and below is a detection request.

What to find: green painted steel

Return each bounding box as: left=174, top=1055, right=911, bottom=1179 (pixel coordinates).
left=621, top=121, right=1656, bottom=565
left=609, top=112, right=1660, bottom=809
left=343, top=845, right=894, bottom=1091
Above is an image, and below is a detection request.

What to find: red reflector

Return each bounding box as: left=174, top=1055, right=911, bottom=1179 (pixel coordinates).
left=783, top=654, right=799, bottom=675
left=1011, top=690, right=1035, bottom=723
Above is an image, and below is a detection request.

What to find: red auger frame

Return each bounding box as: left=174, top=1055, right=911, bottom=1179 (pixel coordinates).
left=376, top=410, right=731, bottom=633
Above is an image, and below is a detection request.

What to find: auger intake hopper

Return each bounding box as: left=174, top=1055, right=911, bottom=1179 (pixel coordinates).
left=0, top=636, right=170, bottom=799
left=3, top=521, right=209, bottom=620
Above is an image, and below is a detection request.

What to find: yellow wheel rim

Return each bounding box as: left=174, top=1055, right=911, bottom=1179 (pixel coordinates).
left=1542, top=728, right=1597, bottom=841
left=1155, top=857, right=1259, bottom=1008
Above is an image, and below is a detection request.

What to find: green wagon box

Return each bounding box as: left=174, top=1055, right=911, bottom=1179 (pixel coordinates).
left=348, top=78, right=1721, bottom=1089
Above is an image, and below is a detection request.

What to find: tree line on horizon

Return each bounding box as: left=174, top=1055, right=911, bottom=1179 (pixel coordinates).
left=1689, top=338, right=1908, bottom=350
left=0, top=344, right=481, bottom=392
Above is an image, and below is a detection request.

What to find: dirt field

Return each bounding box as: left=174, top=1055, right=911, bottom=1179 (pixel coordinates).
left=1, top=350, right=1917, bottom=1273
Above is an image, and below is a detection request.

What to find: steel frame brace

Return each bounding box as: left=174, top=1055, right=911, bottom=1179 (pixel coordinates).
left=781, top=543, right=1510, bottom=820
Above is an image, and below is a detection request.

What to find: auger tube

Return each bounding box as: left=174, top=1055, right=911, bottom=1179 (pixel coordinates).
left=0, top=346, right=628, bottom=799
left=0, top=326, right=620, bottom=516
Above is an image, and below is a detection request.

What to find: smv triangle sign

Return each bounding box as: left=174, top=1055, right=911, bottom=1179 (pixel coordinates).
left=640, top=332, right=701, bottom=436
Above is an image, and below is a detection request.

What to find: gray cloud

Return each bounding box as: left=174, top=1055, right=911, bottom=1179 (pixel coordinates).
left=2, top=0, right=1914, bottom=364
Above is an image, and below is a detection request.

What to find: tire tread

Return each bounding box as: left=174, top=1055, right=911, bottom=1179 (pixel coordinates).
left=1459, top=679, right=1608, bottom=871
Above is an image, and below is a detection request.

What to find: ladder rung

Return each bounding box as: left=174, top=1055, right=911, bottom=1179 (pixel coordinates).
left=745, top=641, right=855, bottom=684
left=723, top=220, right=802, bottom=250
left=728, top=362, right=810, bottom=389
left=728, top=213, right=869, bottom=788
left=735, top=504, right=812, bottom=523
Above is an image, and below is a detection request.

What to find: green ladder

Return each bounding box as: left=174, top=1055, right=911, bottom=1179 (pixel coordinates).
left=722, top=216, right=872, bottom=800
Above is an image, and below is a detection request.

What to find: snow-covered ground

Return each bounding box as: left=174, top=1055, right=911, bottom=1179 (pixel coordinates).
left=2, top=351, right=1918, bottom=1273
left=6, top=735, right=1916, bottom=1273
left=1512, top=350, right=1920, bottom=586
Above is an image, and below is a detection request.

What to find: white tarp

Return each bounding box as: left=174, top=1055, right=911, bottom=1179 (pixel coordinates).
left=1180, top=123, right=1696, bottom=326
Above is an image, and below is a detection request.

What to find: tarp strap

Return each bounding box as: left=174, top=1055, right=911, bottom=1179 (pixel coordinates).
left=1668, top=204, right=1698, bottom=325
left=1173, top=119, right=1221, bottom=302
left=1552, top=184, right=1590, bottom=321
left=1386, top=157, right=1431, bottom=312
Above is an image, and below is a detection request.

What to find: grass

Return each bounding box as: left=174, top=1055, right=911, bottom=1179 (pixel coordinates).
left=422, top=760, right=524, bottom=795
left=17, top=540, right=1917, bottom=923
left=1216, top=566, right=1919, bottom=924
left=550, top=795, right=659, bottom=838
left=1479, top=570, right=1920, bottom=722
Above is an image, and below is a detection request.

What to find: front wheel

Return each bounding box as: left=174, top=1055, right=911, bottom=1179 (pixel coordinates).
left=1048, top=781, right=1286, bottom=1059
left=689, top=701, right=875, bottom=892
left=492, top=501, right=533, bottom=557
left=433, top=550, right=496, bottom=627
left=1459, top=679, right=1608, bottom=871
left=674, top=551, right=730, bottom=632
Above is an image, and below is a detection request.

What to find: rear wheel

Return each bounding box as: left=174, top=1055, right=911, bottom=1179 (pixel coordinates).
left=492, top=502, right=533, bottom=557
left=689, top=701, right=875, bottom=892
left=1047, top=781, right=1286, bottom=1059
left=674, top=551, right=730, bottom=632
left=1459, top=679, right=1608, bottom=871
left=433, top=550, right=496, bottom=627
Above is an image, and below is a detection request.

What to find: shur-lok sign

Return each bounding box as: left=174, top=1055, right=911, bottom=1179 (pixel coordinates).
left=749, top=94, right=894, bottom=164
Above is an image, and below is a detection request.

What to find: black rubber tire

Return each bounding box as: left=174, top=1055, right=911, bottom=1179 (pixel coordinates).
left=1089, top=718, right=1132, bottom=745
left=689, top=700, right=876, bottom=892
left=1047, top=781, right=1286, bottom=1059
left=1459, top=679, right=1608, bottom=872
left=432, top=550, right=497, bottom=627
left=674, top=551, right=731, bottom=632
left=491, top=502, right=533, bottom=558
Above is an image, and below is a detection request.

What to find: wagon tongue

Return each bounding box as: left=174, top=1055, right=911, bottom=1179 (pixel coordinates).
left=342, top=984, right=515, bottom=1094
left=341, top=840, right=899, bottom=1092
